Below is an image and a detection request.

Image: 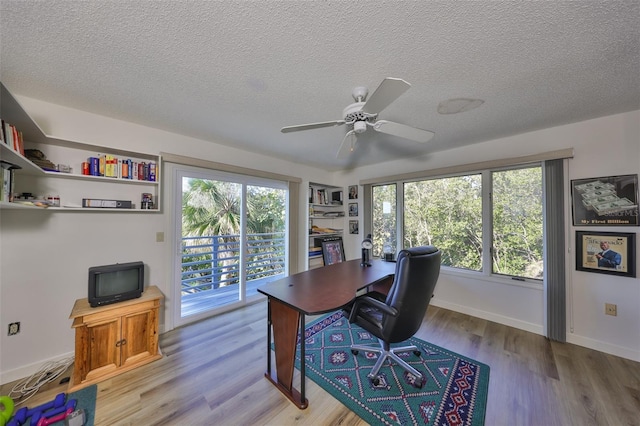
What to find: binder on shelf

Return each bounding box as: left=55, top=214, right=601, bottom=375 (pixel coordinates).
left=82, top=198, right=133, bottom=209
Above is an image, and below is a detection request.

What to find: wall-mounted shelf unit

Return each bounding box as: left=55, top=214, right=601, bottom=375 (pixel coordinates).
left=308, top=182, right=344, bottom=269
left=0, top=82, right=161, bottom=212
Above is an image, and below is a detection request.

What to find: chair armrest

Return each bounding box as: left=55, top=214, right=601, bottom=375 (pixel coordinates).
left=348, top=295, right=398, bottom=323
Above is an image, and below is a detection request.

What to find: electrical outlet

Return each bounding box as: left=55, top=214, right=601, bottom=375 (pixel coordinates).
left=8, top=322, right=20, bottom=335
left=605, top=303, right=617, bottom=316
left=156, top=232, right=164, bottom=242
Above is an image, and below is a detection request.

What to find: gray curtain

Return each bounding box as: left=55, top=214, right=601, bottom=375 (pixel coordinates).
left=362, top=184, right=372, bottom=237
left=544, top=159, right=566, bottom=342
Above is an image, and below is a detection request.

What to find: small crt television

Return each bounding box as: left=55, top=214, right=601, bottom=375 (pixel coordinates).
left=88, top=261, right=144, bottom=307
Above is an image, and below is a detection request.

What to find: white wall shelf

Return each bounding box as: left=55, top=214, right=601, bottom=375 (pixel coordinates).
left=0, top=83, right=161, bottom=212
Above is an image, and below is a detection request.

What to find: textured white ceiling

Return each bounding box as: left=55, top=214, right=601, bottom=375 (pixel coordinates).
left=1, top=1, right=638, bottom=171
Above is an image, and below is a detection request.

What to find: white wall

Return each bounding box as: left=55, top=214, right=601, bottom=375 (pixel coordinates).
left=337, top=110, right=640, bottom=361
left=0, top=96, right=338, bottom=383
left=1, top=96, right=638, bottom=384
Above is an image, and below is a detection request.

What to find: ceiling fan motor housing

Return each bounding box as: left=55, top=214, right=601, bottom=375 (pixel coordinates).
left=343, top=102, right=374, bottom=129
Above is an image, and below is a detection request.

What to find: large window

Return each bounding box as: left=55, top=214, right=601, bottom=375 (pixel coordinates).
left=404, top=175, right=483, bottom=270
left=491, top=167, right=543, bottom=278
left=373, top=165, right=543, bottom=280
left=372, top=184, right=397, bottom=258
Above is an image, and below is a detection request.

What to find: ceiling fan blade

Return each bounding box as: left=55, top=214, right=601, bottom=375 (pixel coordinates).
left=281, top=120, right=345, bottom=133
left=361, top=78, right=411, bottom=115
left=336, top=130, right=357, bottom=158
left=373, top=120, right=435, bottom=143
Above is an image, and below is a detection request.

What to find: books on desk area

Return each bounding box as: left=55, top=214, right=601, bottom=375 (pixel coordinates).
left=309, top=246, right=324, bottom=269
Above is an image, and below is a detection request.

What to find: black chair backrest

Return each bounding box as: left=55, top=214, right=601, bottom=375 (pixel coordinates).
left=382, top=246, right=441, bottom=343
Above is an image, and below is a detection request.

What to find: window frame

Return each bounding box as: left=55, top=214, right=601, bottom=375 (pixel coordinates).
left=371, top=163, right=544, bottom=285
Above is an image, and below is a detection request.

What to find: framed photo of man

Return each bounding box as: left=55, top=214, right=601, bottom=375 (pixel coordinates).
left=349, top=220, right=359, bottom=234
left=575, top=231, right=636, bottom=277
left=570, top=174, right=639, bottom=226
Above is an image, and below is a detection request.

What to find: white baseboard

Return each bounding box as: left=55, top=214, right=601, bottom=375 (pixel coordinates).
left=567, top=333, right=640, bottom=362
left=431, top=298, right=640, bottom=362
left=431, top=298, right=544, bottom=335
left=0, top=351, right=75, bottom=386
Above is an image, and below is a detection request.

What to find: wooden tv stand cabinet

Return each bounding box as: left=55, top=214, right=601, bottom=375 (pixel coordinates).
left=68, top=286, right=163, bottom=392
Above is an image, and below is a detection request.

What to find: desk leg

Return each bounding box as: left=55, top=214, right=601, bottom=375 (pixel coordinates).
left=264, top=298, right=308, bottom=409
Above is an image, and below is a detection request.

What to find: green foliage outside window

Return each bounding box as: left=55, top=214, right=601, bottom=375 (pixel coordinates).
left=404, top=175, right=483, bottom=270
left=373, top=165, right=543, bottom=279
left=181, top=178, right=286, bottom=291
left=372, top=184, right=397, bottom=257
left=492, top=167, right=543, bottom=279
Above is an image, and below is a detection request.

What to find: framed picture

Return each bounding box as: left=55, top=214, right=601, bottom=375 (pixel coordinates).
left=348, top=185, right=358, bottom=200
left=322, top=239, right=345, bottom=266
left=571, top=174, right=639, bottom=226
left=349, top=202, right=358, bottom=217
left=349, top=220, right=359, bottom=234
left=575, top=231, right=636, bottom=277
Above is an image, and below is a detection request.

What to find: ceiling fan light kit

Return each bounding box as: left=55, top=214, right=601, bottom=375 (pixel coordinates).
left=281, top=77, right=436, bottom=158
left=353, top=120, right=367, bottom=134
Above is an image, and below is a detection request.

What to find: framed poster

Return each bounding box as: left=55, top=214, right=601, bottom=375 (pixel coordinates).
left=321, top=239, right=345, bottom=265
left=349, top=202, right=358, bottom=217
left=348, top=185, right=358, bottom=199
left=349, top=220, right=359, bottom=234
left=571, top=174, right=638, bottom=226
left=575, top=231, right=636, bottom=277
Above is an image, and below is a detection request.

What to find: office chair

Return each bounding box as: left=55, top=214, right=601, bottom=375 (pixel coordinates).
left=346, top=246, right=441, bottom=387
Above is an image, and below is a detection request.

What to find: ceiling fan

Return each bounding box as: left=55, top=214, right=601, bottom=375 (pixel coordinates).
left=281, top=77, right=435, bottom=158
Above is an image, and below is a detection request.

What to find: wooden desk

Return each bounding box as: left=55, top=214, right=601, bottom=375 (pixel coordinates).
left=257, top=259, right=395, bottom=408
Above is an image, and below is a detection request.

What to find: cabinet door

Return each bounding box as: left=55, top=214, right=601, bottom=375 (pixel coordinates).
left=84, top=317, right=121, bottom=381
left=120, top=308, right=158, bottom=367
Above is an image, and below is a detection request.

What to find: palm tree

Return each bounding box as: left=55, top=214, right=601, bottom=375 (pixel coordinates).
left=182, top=179, right=241, bottom=236
left=181, top=179, right=286, bottom=291
left=182, top=179, right=242, bottom=291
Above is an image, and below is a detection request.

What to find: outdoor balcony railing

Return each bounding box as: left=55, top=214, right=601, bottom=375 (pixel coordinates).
left=180, top=232, right=285, bottom=315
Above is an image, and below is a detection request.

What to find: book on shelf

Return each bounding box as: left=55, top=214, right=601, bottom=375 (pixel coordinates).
left=309, top=246, right=323, bottom=257
left=0, top=168, right=9, bottom=202
left=84, top=154, right=156, bottom=181
left=309, top=256, right=324, bottom=269
left=0, top=161, right=20, bottom=203
left=1, top=119, right=25, bottom=155
left=310, top=188, right=330, bottom=205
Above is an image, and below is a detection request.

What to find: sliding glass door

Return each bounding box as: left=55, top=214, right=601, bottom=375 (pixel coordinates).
left=172, top=164, right=288, bottom=326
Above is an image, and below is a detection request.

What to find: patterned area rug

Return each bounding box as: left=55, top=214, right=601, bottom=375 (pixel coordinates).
left=298, top=311, right=489, bottom=425
left=51, top=385, right=96, bottom=426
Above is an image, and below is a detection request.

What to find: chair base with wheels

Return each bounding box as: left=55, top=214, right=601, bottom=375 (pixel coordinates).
left=345, top=246, right=442, bottom=389
left=351, top=339, right=424, bottom=387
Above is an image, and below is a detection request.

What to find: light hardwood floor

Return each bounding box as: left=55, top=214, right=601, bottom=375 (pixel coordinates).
left=2, top=301, right=639, bottom=425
